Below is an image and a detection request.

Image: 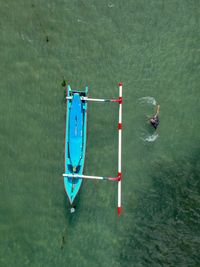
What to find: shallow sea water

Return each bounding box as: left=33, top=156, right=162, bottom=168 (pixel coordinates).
left=0, top=1, right=200, bottom=266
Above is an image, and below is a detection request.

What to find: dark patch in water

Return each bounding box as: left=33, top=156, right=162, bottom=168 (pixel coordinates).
left=119, top=150, right=200, bottom=266
left=60, top=235, right=65, bottom=250
left=62, top=79, right=66, bottom=87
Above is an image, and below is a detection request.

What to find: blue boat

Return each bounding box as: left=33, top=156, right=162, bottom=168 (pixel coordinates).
left=64, top=85, right=88, bottom=206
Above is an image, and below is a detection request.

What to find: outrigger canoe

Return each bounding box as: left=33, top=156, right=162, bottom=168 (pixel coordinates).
left=63, top=85, right=88, bottom=205
left=63, top=83, right=123, bottom=216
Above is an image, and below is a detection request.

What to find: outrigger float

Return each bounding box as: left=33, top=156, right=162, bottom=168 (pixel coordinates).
left=63, top=83, right=123, bottom=216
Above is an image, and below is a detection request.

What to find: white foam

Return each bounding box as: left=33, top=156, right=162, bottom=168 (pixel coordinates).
left=108, top=3, right=114, bottom=8
left=20, top=33, right=33, bottom=43
left=70, top=207, right=76, bottom=213
left=139, top=96, right=157, bottom=106
left=141, top=132, right=159, bottom=142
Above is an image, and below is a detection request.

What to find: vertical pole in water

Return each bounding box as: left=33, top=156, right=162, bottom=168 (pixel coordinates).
left=117, top=82, right=123, bottom=216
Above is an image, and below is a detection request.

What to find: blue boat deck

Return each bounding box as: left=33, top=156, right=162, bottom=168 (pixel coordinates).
left=64, top=85, right=88, bottom=205
left=69, top=93, right=83, bottom=170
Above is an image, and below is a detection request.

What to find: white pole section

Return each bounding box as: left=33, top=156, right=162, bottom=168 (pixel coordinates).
left=63, top=173, right=120, bottom=181
left=117, top=82, right=123, bottom=216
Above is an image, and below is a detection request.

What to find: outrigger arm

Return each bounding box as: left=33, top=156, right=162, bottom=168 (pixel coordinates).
left=63, top=173, right=120, bottom=181
left=66, top=96, right=121, bottom=103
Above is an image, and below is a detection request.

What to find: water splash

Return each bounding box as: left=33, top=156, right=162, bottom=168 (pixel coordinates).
left=141, top=132, right=158, bottom=142
left=77, top=18, right=88, bottom=24
left=139, top=96, right=157, bottom=106
left=70, top=207, right=76, bottom=213
left=108, top=3, right=114, bottom=8
left=20, top=33, right=33, bottom=43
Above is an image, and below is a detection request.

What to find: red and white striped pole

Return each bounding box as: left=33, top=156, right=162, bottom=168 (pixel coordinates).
left=117, top=82, right=123, bottom=216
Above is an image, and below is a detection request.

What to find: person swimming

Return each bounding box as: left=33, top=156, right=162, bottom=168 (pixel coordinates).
left=149, top=105, right=160, bottom=129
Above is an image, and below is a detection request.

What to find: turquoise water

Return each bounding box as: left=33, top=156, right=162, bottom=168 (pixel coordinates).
left=0, top=1, right=200, bottom=266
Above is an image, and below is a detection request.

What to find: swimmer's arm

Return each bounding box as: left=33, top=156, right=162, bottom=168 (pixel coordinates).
left=146, top=115, right=152, bottom=120
left=146, top=105, right=160, bottom=121
left=155, top=105, right=160, bottom=116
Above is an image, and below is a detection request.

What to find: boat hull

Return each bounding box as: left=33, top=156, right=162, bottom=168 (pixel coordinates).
left=64, top=85, right=88, bottom=205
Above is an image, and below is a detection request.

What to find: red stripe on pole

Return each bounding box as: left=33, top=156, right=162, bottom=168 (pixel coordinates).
left=112, top=97, right=122, bottom=103
left=118, top=82, right=123, bottom=87
left=119, top=97, right=122, bottom=104
left=118, top=123, right=122, bottom=130
left=109, top=177, right=120, bottom=181
left=117, top=172, right=122, bottom=181
left=117, top=207, right=121, bottom=216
